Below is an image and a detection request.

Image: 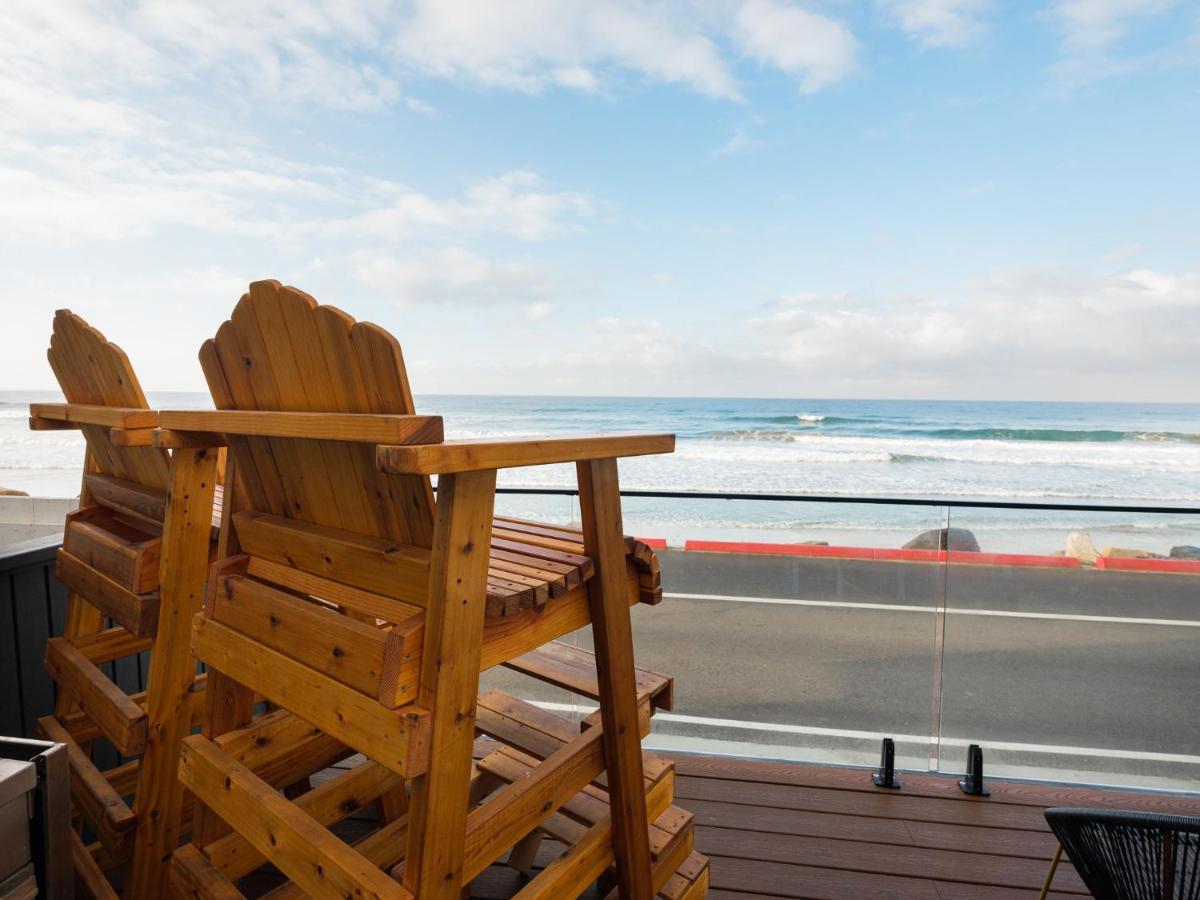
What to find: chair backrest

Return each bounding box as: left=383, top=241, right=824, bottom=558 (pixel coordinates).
left=47, top=309, right=171, bottom=492
left=1046, top=808, right=1200, bottom=900
left=198, top=280, right=434, bottom=547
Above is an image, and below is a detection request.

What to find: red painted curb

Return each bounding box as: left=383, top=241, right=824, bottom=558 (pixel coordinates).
left=947, top=551, right=1080, bottom=569
left=681, top=540, right=1081, bottom=569
left=635, top=537, right=667, bottom=550
left=1095, top=556, right=1200, bottom=574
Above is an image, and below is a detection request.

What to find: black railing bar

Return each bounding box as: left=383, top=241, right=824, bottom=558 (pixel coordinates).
left=476, top=486, right=1200, bottom=515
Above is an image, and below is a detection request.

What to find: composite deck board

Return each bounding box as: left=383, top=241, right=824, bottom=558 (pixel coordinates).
left=672, top=754, right=1200, bottom=815
left=679, top=797, right=1059, bottom=858
left=673, top=773, right=1054, bottom=830
left=668, top=754, right=1196, bottom=899
left=241, top=753, right=1198, bottom=898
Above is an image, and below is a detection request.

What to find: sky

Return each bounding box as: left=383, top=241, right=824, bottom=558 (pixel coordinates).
left=1, top=0, right=1198, bottom=401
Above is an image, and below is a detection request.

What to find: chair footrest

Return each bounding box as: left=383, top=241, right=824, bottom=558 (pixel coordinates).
left=478, top=741, right=689, bottom=900
left=503, top=640, right=674, bottom=711
left=55, top=548, right=160, bottom=638
left=477, top=744, right=685, bottom=863
left=657, top=852, right=710, bottom=900
left=212, top=707, right=356, bottom=795
left=72, top=626, right=153, bottom=665
left=44, top=637, right=147, bottom=756
left=178, top=736, right=412, bottom=900
left=202, top=757, right=403, bottom=884
left=474, top=690, right=661, bottom=787
left=37, top=715, right=136, bottom=861
left=57, top=673, right=205, bottom=747
left=171, top=844, right=246, bottom=900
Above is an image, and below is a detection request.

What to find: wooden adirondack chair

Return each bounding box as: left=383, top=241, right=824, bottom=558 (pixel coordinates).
left=27, top=311, right=221, bottom=898
left=27, top=313, right=356, bottom=899
left=166, top=280, right=708, bottom=898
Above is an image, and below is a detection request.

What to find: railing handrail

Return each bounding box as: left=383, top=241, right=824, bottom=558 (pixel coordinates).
left=485, top=486, right=1200, bottom=515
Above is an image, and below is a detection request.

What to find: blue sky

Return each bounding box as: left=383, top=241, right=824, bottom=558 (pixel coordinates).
left=2, top=1, right=1198, bottom=399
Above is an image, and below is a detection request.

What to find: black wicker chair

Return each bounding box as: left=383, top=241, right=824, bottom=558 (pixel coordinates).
left=1042, top=808, right=1200, bottom=899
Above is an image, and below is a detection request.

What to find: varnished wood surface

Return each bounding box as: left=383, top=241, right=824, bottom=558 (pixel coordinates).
left=233, top=752, right=1200, bottom=898
left=377, top=433, right=676, bottom=475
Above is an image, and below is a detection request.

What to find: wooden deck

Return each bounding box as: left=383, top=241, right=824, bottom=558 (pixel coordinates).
left=661, top=754, right=1200, bottom=899
left=239, top=751, right=1200, bottom=898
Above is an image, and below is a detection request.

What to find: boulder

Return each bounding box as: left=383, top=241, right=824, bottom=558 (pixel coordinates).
left=1169, top=545, right=1200, bottom=560
left=0, top=487, right=29, bottom=496
left=1101, top=547, right=1164, bottom=560
left=1065, top=531, right=1098, bottom=565
left=903, top=527, right=980, bottom=552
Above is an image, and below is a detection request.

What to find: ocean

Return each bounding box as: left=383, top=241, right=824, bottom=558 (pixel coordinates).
left=5, top=392, right=1200, bottom=554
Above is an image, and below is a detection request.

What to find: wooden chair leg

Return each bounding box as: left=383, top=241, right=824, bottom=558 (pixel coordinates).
left=1038, top=843, right=1063, bottom=900
left=578, top=458, right=654, bottom=899
left=403, top=470, right=497, bottom=899
left=127, top=447, right=220, bottom=898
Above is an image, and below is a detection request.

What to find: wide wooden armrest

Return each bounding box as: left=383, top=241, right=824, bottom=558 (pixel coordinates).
left=29, top=402, right=158, bottom=430
left=376, top=433, right=675, bottom=474
left=157, top=410, right=444, bottom=445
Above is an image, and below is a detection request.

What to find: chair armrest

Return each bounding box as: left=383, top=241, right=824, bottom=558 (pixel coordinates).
left=157, top=410, right=444, bottom=445
left=29, top=403, right=158, bottom=430
left=376, top=434, right=675, bottom=474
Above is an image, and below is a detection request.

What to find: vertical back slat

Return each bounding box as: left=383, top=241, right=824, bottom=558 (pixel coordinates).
left=197, top=280, right=435, bottom=547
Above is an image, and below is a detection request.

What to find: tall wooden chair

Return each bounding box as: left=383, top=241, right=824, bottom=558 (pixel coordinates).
left=29, top=313, right=353, bottom=899
left=28, top=311, right=220, bottom=898
left=167, top=280, right=708, bottom=898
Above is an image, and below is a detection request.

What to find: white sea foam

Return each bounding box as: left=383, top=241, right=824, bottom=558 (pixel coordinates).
left=4, top=393, right=1199, bottom=550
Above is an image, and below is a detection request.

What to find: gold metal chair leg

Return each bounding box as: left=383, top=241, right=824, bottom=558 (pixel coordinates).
left=1039, top=842, right=1063, bottom=900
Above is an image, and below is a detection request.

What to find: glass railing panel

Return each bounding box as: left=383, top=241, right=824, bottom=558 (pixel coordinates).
left=937, top=506, right=1200, bottom=791
left=621, top=498, right=947, bottom=771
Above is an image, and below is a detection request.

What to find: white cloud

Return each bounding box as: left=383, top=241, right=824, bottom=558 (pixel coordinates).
left=1045, top=0, right=1184, bottom=86
left=713, top=124, right=764, bottom=157
left=490, top=267, right=1199, bottom=399
left=315, top=171, right=595, bottom=243
left=1049, top=0, right=1179, bottom=49
left=878, top=0, right=992, bottom=48
left=353, top=246, right=555, bottom=305
left=752, top=268, right=1200, bottom=396
left=0, top=1, right=863, bottom=159
left=732, top=0, right=859, bottom=93
left=553, top=66, right=600, bottom=91
left=393, top=0, right=742, bottom=99
left=524, top=300, right=560, bottom=321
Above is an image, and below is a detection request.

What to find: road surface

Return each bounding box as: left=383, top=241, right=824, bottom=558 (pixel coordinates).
left=483, top=549, right=1200, bottom=790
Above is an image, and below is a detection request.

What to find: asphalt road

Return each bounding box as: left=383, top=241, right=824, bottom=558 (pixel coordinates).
left=482, top=550, right=1200, bottom=789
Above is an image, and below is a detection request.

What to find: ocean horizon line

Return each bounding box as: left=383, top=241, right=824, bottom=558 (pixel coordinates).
left=3, top=389, right=1200, bottom=408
